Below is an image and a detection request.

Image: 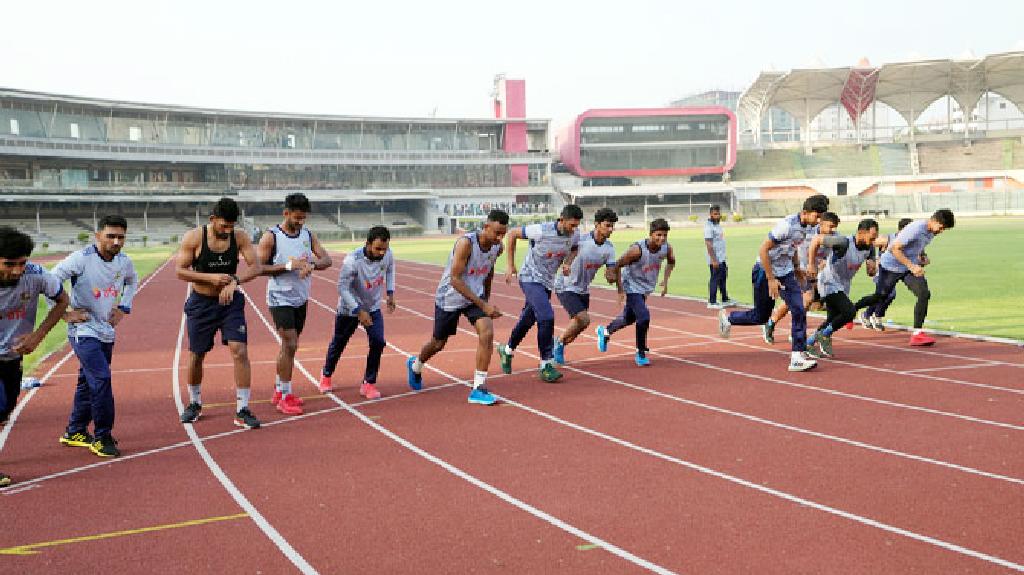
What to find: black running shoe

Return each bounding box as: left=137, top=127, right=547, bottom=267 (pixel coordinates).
left=0, top=471, right=10, bottom=488
left=180, top=402, right=202, bottom=424
left=60, top=430, right=94, bottom=448
left=90, top=435, right=120, bottom=458
left=233, top=408, right=261, bottom=430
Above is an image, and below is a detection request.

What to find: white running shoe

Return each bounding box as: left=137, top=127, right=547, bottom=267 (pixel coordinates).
left=788, top=353, right=818, bottom=372
left=718, top=309, right=731, bottom=338
left=707, top=302, right=722, bottom=310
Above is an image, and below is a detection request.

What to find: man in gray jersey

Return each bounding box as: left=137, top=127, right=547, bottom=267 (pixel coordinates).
left=552, top=208, right=619, bottom=365
left=257, top=193, right=332, bottom=416
left=804, top=219, right=879, bottom=358
left=498, top=204, right=583, bottom=383
left=596, top=218, right=675, bottom=366
left=0, top=227, right=69, bottom=487
left=53, top=215, right=138, bottom=458
left=321, top=226, right=394, bottom=400
left=408, top=210, right=508, bottom=405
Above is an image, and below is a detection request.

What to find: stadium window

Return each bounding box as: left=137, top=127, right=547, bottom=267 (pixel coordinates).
left=286, top=134, right=296, bottom=148
left=8, top=119, right=18, bottom=135
left=69, top=123, right=80, bottom=139
left=129, top=126, right=141, bottom=142
left=1000, top=102, right=1007, bottom=110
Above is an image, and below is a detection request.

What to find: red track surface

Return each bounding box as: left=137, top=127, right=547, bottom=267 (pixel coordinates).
left=1, top=254, right=1022, bottom=573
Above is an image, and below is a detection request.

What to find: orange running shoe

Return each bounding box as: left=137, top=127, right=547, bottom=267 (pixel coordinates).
left=359, top=382, right=381, bottom=400
left=318, top=374, right=332, bottom=393
left=276, top=394, right=303, bottom=415
left=909, top=332, right=936, bottom=346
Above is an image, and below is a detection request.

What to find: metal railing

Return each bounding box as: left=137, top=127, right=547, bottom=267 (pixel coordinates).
left=0, top=135, right=550, bottom=165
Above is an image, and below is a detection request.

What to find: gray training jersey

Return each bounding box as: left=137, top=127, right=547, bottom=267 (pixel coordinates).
left=337, top=248, right=395, bottom=316
left=0, top=264, right=63, bottom=360
left=555, top=232, right=616, bottom=295
left=51, top=245, right=138, bottom=344
left=517, top=222, right=579, bottom=290
left=760, top=213, right=813, bottom=277
left=817, top=235, right=875, bottom=297
left=435, top=232, right=502, bottom=311
left=880, top=219, right=933, bottom=274
left=266, top=225, right=315, bottom=308
left=621, top=240, right=670, bottom=295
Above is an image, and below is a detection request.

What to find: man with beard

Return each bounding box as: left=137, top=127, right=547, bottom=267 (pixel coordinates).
left=0, top=227, right=69, bottom=486
left=53, top=215, right=138, bottom=458
left=175, top=198, right=263, bottom=429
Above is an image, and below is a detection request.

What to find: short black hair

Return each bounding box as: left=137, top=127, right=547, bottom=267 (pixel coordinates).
left=560, top=204, right=584, bottom=221
left=212, top=197, right=240, bottom=223
left=487, top=209, right=509, bottom=225
left=0, top=226, right=34, bottom=259
left=366, top=226, right=390, bottom=244
left=98, top=215, right=128, bottom=231
left=857, top=218, right=879, bottom=232
left=802, top=194, right=829, bottom=214
left=709, top=204, right=721, bottom=213
left=821, top=212, right=840, bottom=226
left=594, top=207, right=618, bottom=224
left=284, top=193, right=311, bottom=212
left=897, top=218, right=913, bottom=231
left=932, top=208, right=955, bottom=229
left=650, top=218, right=670, bottom=233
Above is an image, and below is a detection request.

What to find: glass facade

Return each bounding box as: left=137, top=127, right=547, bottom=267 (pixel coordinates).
left=579, top=114, right=730, bottom=171
left=0, top=98, right=514, bottom=152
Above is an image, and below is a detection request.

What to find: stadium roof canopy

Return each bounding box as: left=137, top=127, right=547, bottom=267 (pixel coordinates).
left=738, top=51, right=1024, bottom=136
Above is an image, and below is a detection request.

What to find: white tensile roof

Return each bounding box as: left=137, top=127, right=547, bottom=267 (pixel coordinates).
left=738, top=51, right=1024, bottom=129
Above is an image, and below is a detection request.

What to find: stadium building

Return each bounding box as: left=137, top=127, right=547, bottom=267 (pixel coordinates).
left=0, top=76, right=554, bottom=246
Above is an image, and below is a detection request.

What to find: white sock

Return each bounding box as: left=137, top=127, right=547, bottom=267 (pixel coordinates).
left=540, top=359, right=553, bottom=369
left=412, top=358, right=423, bottom=374
left=473, top=370, right=487, bottom=389
left=279, top=380, right=292, bottom=395
left=503, top=344, right=514, bottom=355
left=236, top=388, right=251, bottom=411
left=791, top=351, right=805, bottom=362
left=275, top=375, right=282, bottom=392
left=188, top=385, right=202, bottom=405
left=913, top=329, right=923, bottom=335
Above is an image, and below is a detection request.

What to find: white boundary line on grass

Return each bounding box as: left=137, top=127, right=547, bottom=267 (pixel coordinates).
left=299, top=282, right=1024, bottom=573
left=241, top=289, right=678, bottom=575
left=172, top=287, right=318, bottom=575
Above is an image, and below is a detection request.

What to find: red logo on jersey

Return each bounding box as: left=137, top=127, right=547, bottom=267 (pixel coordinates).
left=583, top=262, right=602, bottom=271
left=544, top=251, right=567, bottom=259
left=364, top=277, right=385, bottom=290
left=640, top=263, right=661, bottom=273
left=92, top=286, right=119, bottom=299
left=466, top=266, right=492, bottom=276
left=4, top=306, right=26, bottom=321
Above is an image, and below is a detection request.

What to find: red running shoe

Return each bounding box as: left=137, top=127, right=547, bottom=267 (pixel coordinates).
left=844, top=322, right=854, bottom=330
left=276, top=394, right=303, bottom=415
left=359, top=382, right=381, bottom=400
left=318, top=374, right=332, bottom=393
left=909, top=332, right=936, bottom=346
left=271, top=390, right=304, bottom=406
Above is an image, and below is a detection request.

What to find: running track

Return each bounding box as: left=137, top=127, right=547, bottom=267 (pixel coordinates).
left=1, top=253, right=1021, bottom=573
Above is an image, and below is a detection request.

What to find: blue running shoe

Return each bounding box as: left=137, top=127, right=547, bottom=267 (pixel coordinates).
left=595, top=326, right=609, bottom=352
left=553, top=340, right=566, bottom=365
left=467, top=386, right=498, bottom=405
left=634, top=352, right=651, bottom=367
left=406, top=356, right=423, bottom=390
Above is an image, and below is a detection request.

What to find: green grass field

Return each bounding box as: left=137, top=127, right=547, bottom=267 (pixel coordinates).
left=23, top=246, right=175, bottom=375
left=326, top=216, right=1024, bottom=341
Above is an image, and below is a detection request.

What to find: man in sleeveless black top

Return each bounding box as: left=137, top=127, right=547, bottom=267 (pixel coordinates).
left=175, top=198, right=263, bottom=429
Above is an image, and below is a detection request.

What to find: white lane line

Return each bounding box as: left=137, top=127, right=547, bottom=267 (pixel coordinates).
left=0, top=258, right=172, bottom=455
left=391, top=274, right=1024, bottom=432
left=301, top=285, right=1024, bottom=573
left=172, top=289, right=318, bottom=575
left=242, top=289, right=678, bottom=575
left=902, top=363, right=1005, bottom=374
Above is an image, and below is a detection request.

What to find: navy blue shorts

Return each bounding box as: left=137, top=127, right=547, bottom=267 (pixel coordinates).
left=432, top=304, right=487, bottom=341
left=556, top=291, right=590, bottom=317
left=185, top=291, right=248, bottom=354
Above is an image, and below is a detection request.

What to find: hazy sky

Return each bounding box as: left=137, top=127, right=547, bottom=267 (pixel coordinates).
left=3, top=0, right=1023, bottom=127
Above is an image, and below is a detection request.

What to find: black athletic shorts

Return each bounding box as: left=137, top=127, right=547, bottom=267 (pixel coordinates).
left=432, top=304, right=487, bottom=341
left=270, top=303, right=309, bottom=334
